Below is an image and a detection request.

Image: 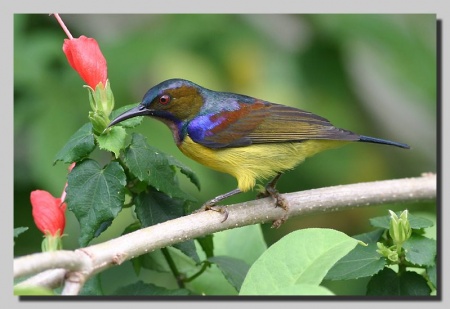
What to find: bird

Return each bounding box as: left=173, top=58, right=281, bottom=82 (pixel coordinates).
left=108, top=78, right=410, bottom=226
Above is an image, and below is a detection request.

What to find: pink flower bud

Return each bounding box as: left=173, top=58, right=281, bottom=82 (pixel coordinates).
left=30, top=190, right=66, bottom=236
left=63, top=35, right=107, bottom=89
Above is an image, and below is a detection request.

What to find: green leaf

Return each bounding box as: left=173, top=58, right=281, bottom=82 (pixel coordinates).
left=110, top=104, right=143, bottom=128
left=370, top=212, right=434, bottom=230
left=53, top=122, right=95, bottom=164
left=426, top=264, right=437, bottom=288
left=137, top=250, right=172, bottom=273
left=113, top=281, right=191, bottom=296
left=79, top=275, right=103, bottom=296
left=239, top=228, right=359, bottom=295
left=403, top=235, right=436, bottom=266
left=366, top=268, right=431, bottom=296
left=135, top=188, right=185, bottom=226
left=136, top=246, right=201, bottom=275
left=66, top=159, right=126, bottom=247
left=135, top=189, right=200, bottom=263
left=213, top=225, right=267, bottom=265
left=270, top=284, right=334, bottom=296
left=186, top=264, right=237, bottom=295
left=95, top=126, right=127, bottom=158
left=167, top=155, right=201, bottom=191
left=196, top=235, right=214, bottom=258
left=173, top=241, right=200, bottom=264
left=124, top=133, right=196, bottom=199
left=14, top=286, right=54, bottom=296
left=407, top=214, right=435, bottom=229
left=208, top=256, right=250, bottom=292
left=187, top=225, right=267, bottom=295
left=353, top=229, right=385, bottom=243
left=14, top=227, right=28, bottom=238
left=122, top=221, right=141, bottom=235
left=325, top=243, right=386, bottom=280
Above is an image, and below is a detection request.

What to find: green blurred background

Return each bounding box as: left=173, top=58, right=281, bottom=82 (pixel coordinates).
left=14, top=14, right=436, bottom=294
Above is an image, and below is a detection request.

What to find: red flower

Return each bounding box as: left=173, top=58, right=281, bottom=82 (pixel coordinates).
left=30, top=190, right=66, bottom=236
left=63, top=35, right=107, bottom=89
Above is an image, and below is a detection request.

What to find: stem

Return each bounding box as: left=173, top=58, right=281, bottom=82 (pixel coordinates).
left=53, top=13, right=74, bottom=39
left=184, top=262, right=210, bottom=283
left=122, top=201, right=134, bottom=208
left=161, top=247, right=185, bottom=288
left=60, top=163, right=74, bottom=204
left=398, top=263, right=407, bottom=275
left=396, top=243, right=403, bottom=256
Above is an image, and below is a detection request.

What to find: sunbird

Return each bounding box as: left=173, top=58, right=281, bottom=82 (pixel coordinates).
left=108, top=79, right=410, bottom=223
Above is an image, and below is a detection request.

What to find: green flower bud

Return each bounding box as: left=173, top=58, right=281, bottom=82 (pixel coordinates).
left=89, top=110, right=110, bottom=135
left=388, top=209, right=412, bottom=246
left=387, top=251, right=399, bottom=263
left=376, top=242, right=399, bottom=263
left=41, top=232, right=63, bottom=252
left=87, top=80, right=115, bottom=118
left=376, top=242, right=390, bottom=256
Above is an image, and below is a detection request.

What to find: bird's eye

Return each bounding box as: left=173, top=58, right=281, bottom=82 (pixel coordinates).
left=159, top=94, right=171, bottom=105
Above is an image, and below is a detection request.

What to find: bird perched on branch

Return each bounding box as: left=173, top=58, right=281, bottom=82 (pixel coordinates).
left=108, top=79, right=410, bottom=226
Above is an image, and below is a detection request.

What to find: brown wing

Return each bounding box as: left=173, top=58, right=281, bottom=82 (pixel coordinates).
left=189, top=101, right=359, bottom=149
left=247, top=103, right=360, bottom=143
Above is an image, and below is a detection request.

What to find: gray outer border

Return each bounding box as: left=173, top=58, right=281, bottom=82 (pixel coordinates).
left=5, top=0, right=446, bottom=308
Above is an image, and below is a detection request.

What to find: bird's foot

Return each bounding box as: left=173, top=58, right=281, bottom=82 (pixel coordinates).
left=193, top=188, right=242, bottom=222
left=257, top=174, right=289, bottom=228
left=264, top=187, right=289, bottom=228
left=271, top=215, right=288, bottom=229
left=260, top=184, right=289, bottom=210
left=193, top=202, right=229, bottom=222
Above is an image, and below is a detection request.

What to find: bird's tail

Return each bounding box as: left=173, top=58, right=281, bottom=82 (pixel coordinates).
left=359, top=135, right=410, bottom=149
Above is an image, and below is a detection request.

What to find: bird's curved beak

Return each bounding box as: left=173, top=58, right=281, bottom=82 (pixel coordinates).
left=107, top=104, right=152, bottom=128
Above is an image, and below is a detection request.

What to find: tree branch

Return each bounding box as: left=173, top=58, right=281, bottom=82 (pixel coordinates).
left=14, top=173, right=436, bottom=294
left=14, top=250, right=92, bottom=279
left=14, top=269, right=66, bottom=290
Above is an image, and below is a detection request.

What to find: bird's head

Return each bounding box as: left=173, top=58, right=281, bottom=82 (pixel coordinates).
left=108, top=79, right=204, bottom=127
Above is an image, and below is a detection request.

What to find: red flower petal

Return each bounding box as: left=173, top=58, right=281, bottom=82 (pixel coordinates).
left=63, top=35, right=107, bottom=89
left=30, top=190, right=66, bottom=236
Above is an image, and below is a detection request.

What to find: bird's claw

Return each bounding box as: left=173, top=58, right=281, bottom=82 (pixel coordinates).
left=271, top=214, right=288, bottom=229
left=265, top=190, right=289, bottom=228
left=193, top=202, right=229, bottom=223
left=258, top=188, right=289, bottom=210
left=257, top=175, right=290, bottom=228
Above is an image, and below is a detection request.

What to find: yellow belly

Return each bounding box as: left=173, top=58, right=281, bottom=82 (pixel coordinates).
left=178, top=136, right=348, bottom=192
